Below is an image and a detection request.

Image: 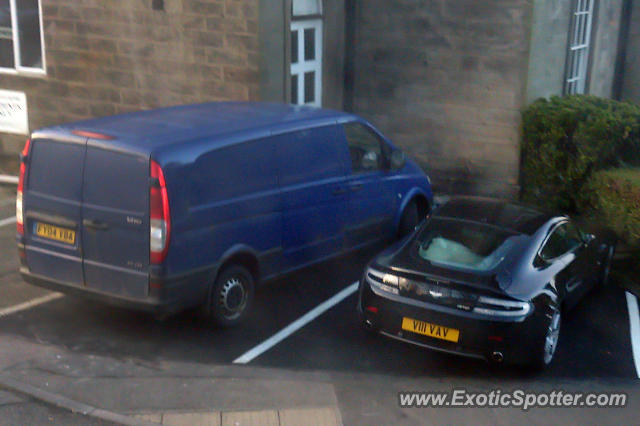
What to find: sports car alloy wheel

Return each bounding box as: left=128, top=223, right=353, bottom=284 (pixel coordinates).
left=543, top=310, right=561, bottom=365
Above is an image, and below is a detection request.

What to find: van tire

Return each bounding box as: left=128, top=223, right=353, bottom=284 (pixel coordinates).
left=398, top=200, right=419, bottom=238
left=206, top=265, right=254, bottom=327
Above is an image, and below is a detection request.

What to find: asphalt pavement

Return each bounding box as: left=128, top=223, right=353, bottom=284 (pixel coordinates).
left=0, top=185, right=638, bottom=425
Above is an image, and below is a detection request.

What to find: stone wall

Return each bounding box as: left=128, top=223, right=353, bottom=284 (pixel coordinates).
left=350, top=0, right=534, bottom=197
left=525, top=0, right=571, bottom=103
left=0, top=0, right=260, bottom=174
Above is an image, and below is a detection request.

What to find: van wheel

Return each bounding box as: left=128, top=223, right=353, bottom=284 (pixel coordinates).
left=398, top=200, right=419, bottom=238
left=207, top=265, right=254, bottom=327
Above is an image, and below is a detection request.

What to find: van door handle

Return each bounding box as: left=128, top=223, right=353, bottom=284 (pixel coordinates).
left=350, top=183, right=363, bottom=192
left=83, top=219, right=109, bottom=231
left=332, top=187, right=347, bottom=195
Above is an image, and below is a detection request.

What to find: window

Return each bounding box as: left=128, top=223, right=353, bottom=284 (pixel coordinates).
left=415, top=218, right=522, bottom=272
left=290, top=0, right=322, bottom=106
left=540, top=222, right=583, bottom=260
left=276, top=126, right=343, bottom=186
left=564, top=0, right=594, bottom=94
left=0, top=0, right=45, bottom=74
left=343, top=122, right=387, bottom=174
left=189, top=138, right=278, bottom=206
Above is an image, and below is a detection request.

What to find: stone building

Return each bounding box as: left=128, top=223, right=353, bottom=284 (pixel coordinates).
left=0, top=0, right=638, bottom=196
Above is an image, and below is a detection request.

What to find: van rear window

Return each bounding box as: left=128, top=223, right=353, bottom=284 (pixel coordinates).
left=28, top=139, right=85, bottom=200
left=83, top=147, right=148, bottom=212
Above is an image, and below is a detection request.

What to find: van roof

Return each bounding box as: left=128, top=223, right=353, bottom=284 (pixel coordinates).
left=41, top=102, right=356, bottom=152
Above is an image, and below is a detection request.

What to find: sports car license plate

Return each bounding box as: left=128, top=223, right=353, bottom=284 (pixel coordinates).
left=402, top=317, right=460, bottom=342
left=35, top=222, right=76, bottom=245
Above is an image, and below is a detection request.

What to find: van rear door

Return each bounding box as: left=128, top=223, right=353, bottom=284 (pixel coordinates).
left=23, top=132, right=87, bottom=286
left=81, top=142, right=150, bottom=299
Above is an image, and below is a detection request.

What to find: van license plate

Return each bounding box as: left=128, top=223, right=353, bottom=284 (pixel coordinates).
left=35, top=222, right=76, bottom=245
left=401, top=317, right=459, bottom=342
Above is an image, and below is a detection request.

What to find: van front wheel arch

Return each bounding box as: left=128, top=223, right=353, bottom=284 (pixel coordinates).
left=205, top=264, right=255, bottom=327
left=398, top=197, right=429, bottom=238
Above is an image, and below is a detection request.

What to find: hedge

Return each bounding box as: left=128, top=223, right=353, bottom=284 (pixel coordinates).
left=585, top=168, right=640, bottom=247
left=521, top=95, right=640, bottom=213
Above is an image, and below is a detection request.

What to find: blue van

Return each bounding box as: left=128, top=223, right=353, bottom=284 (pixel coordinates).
left=16, top=102, right=433, bottom=325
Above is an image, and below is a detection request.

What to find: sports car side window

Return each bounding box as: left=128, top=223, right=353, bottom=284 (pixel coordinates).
left=563, top=221, right=583, bottom=251
left=540, top=223, right=571, bottom=260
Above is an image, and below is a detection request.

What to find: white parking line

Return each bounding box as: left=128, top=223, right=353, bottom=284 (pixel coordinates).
left=0, top=175, right=18, bottom=185
left=0, top=293, right=64, bottom=318
left=234, top=281, right=359, bottom=364
left=0, top=216, right=16, bottom=228
left=626, top=291, right=640, bottom=378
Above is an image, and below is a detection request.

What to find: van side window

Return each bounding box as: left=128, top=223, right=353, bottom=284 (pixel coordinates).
left=343, top=122, right=387, bottom=174
left=189, top=137, right=278, bottom=206
left=276, top=126, right=344, bottom=186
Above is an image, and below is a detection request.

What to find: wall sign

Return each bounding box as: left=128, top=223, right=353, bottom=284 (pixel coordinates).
left=0, top=90, right=29, bottom=135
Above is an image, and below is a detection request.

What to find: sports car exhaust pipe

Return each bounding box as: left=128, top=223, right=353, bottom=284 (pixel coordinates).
left=490, top=351, right=504, bottom=363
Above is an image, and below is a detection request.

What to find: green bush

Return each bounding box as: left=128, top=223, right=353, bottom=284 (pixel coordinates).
left=585, top=168, right=640, bottom=247
left=521, top=95, right=640, bottom=213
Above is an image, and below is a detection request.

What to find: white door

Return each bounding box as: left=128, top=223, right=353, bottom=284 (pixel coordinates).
left=290, top=19, right=322, bottom=107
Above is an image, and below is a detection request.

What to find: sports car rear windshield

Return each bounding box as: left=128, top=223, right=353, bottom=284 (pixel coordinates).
left=415, top=218, right=521, bottom=272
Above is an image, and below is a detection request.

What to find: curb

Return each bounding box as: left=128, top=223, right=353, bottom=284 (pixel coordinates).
left=0, top=374, right=158, bottom=426
left=0, top=373, right=343, bottom=426
left=131, top=407, right=343, bottom=426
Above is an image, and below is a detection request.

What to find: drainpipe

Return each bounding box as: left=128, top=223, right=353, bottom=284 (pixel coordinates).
left=613, top=0, right=633, bottom=100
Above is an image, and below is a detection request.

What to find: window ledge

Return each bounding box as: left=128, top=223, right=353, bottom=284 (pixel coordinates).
left=0, top=68, right=47, bottom=78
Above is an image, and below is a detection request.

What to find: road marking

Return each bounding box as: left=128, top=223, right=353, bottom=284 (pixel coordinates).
left=0, top=293, right=64, bottom=318
left=626, top=292, right=640, bottom=378
left=0, top=216, right=16, bottom=228
left=234, top=281, right=359, bottom=364
left=0, top=175, right=18, bottom=185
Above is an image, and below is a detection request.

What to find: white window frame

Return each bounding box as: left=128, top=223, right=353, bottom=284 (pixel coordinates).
left=290, top=19, right=322, bottom=107
left=0, top=0, right=46, bottom=76
left=292, top=0, right=322, bottom=17
left=564, top=0, right=594, bottom=95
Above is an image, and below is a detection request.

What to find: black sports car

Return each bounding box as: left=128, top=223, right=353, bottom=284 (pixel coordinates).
left=357, top=197, right=616, bottom=368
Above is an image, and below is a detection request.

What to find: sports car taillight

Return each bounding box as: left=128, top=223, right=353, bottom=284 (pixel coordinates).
left=16, top=138, right=31, bottom=235
left=366, top=266, right=532, bottom=317
left=150, top=160, right=170, bottom=264
left=473, top=296, right=532, bottom=317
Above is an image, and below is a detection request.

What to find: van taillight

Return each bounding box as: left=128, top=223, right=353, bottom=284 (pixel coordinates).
left=150, top=160, right=170, bottom=264
left=16, top=139, right=31, bottom=235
